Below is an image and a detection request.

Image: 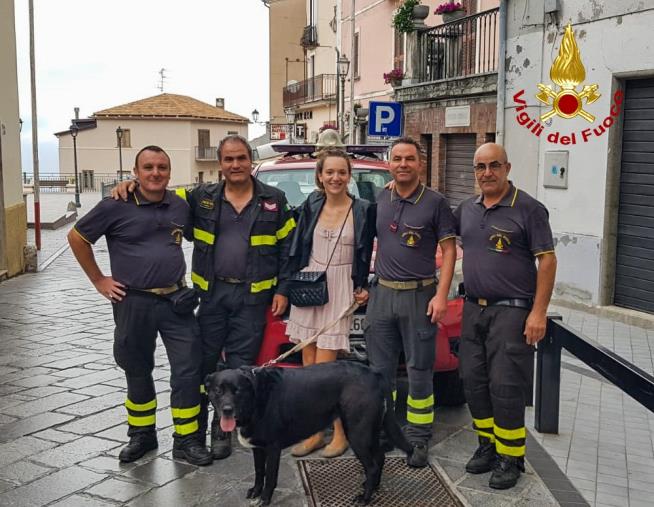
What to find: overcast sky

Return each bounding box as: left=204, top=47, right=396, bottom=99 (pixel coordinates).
left=14, top=0, right=270, bottom=173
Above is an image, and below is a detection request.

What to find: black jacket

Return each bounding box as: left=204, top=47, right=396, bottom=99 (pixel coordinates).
left=288, top=191, right=376, bottom=289
left=179, top=177, right=296, bottom=304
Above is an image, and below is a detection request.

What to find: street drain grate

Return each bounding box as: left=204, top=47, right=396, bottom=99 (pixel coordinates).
left=298, top=457, right=462, bottom=507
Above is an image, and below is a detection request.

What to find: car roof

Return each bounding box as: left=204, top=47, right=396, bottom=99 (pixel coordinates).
left=255, top=156, right=389, bottom=172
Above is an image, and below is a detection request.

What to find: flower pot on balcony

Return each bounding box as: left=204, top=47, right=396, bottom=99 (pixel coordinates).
left=412, top=5, right=430, bottom=22
left=390, top=78, right=403, bottom=88
left=442, top=10, right=466, bottom=23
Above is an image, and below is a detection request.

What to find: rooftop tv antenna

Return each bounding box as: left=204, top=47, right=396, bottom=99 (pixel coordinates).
left=157, top=68, right=167, bottom=92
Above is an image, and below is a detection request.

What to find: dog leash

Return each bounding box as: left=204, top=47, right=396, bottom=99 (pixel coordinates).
left=258, top=301, right=360, bottom=369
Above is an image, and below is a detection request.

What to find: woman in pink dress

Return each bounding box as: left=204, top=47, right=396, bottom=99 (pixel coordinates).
left=286, top=148, right=376, bottom=458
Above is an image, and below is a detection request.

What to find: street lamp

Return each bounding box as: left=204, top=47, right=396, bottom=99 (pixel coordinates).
left=251, top=109, right=260, bottom=123
left=337, top=54, right=350, bottom=138
left=116, top=126, right=124, bottom=181
left=284, top=108, right=296, bottom=144
left=70, top=124, right=81, bottom=208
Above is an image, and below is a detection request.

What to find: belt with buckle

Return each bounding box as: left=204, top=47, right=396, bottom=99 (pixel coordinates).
left=216, top=276, right=244, bottom=284
left=138, top=280, right=186, bottom=296
left=377, top=278, right=436, bottom=290
left=466, top=296, right=533, bottom=309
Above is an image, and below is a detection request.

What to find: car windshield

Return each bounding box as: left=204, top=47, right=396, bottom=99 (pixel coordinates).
left=257, top=168, right=392, bottom=207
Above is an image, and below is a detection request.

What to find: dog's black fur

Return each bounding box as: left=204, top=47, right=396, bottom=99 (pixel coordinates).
left=205, top=361, right=413, bottom=506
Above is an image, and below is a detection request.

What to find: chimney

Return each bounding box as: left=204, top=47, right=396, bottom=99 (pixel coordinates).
left=215, top=98, right=224, bottom=109
left=74, top=107, right=79, bottom=119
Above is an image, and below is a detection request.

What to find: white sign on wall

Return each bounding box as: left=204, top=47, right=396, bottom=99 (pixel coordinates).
left=445, top=105, right=471, bottom=127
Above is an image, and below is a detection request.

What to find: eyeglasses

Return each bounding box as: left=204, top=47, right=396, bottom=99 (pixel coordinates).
left=473, top=161, right=506, bottom=173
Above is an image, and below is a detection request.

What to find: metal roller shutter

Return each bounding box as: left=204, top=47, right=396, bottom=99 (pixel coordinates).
left=444, top=134, right=477, bottom=208
left=615, top=78, right=654, bottom=314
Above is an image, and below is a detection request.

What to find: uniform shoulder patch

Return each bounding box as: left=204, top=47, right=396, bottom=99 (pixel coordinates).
left=263, top=201, right=278, bottom=212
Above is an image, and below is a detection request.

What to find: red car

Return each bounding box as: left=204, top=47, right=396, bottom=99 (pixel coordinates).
left=252, top=144, right=465, bottom=406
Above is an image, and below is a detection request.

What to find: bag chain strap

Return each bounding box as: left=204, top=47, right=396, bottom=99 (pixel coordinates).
left=323, top=202, right=353, bottom=272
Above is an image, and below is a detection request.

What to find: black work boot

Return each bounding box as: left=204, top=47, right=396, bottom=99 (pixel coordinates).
left=211, top=422, right=232, bottom=460
left=465, top=437, right=497, bottom=474
left=406, top=442, right=429, bottom=468
left=172, top=435, right=213, bottom=466
left=119, top=432, right=158, bottom=463
left=489, top=454, right=525, bottom=489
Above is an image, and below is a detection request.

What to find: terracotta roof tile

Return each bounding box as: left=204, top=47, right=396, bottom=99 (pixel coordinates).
left=93, top=93, right=248, bottom=123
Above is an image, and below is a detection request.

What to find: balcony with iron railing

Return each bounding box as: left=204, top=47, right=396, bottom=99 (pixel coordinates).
left=195, top=146, right=218, bottom=161
left=300, top=24, right=318, bottom=49
left=418, top=8, right=499, bottom=82
left=283, top=74, right=337, bottom=109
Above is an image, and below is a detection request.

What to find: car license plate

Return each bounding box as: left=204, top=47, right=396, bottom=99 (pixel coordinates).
left=350, top=314, right=365, bottom=336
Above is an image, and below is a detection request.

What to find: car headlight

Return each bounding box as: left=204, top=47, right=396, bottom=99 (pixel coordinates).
left=438, top=258, right=464, bottom=300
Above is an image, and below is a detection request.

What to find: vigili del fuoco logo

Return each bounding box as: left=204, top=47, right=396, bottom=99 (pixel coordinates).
left=512, top=23, right=623, bottom=145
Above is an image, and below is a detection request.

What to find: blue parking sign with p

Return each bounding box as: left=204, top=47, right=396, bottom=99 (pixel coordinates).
left=368, top=101, right=403, bottom=138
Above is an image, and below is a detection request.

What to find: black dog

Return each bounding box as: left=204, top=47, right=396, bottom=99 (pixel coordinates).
left=205, top=361, right=414, bottom=505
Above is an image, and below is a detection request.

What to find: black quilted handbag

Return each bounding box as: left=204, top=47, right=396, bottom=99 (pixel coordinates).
left=288, top=271, right=328, bottom=307
left=288, top=203, right=352, bottom=308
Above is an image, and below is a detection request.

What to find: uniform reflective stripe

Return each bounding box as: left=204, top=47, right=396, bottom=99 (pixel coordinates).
left=175, top=188, right=187, bottom=201
left=473, top=417, right=494, bottom=429
left=407, top=394, right=434, bottom=409
left=494, top=425, right=526, bottom=440
left=495, top=441, right=525, bottom=457
left=200, top=385, right=206, bottom=394
left=407, top=411, right=434, bottom=425
left=478, top=430, right=496, bottom=441
left=191, top=272, right=209, bottom=291
left=193, top=228, right=215, bottom=245
left=276, top=217, right=296, bottom=240
left=251, top=235, right=277, bottom=246
left=128, top=414, right=156, bottom=427
left=171, top=405, right=201, bottom=420
left=251, top=277, right=277, bottom=293
left=125, top=399, right=157, bottom=412
left=175, top=420, right=199, bottom=436
left=392, top=390, right=397, bottom=402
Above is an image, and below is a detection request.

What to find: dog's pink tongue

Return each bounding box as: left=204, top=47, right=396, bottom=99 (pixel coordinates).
left=220, top=415, right=236, bottom=432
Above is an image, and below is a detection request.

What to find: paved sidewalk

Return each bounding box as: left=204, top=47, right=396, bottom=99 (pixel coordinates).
left=525, top=305, right=654, bottom=507
left=25, top=191, right=102, bottom=269
left=0, top=235, right=651, bottom=505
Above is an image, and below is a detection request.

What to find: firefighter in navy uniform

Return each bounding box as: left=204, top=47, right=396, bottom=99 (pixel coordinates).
left=177, top=135, right=296, bottom=459
left=455, top=143, right=557, bottom=489
left=68, top=146, right=212, bottom=465
left=364, top=137, right=457, bottom=468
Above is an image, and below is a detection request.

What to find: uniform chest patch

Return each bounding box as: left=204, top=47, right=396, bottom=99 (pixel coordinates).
left=263, top=201, right=278, bottom=212
left=170, top=224, right=184, bottom=246
left=401, top=224, right=424, bottom=248
left=488, top=232, right=511, bottom=253
left=200, top=198, right=214, bottom=210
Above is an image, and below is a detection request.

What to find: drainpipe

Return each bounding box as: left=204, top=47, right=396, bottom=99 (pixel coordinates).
left=496, top=0, right=508, bottom=145
left=348, top=0, right=355, bottom=143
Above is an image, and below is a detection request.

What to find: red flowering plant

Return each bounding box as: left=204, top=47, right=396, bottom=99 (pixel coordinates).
left=435, top=2, right=464, bottom=15
left=383, top=68, right=405, bottom=84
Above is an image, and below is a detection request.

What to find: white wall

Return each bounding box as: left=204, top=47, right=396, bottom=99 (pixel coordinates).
left=503, top=1, right=654, bottom=305
left=58, top=118, right=247, bottom=186
left=0, top=0, right=23, bottom=208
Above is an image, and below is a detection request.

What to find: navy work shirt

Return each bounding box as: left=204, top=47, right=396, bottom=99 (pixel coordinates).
left=213, top=195, right=255, bottom=280
left=375, top=185, right=457, bottom=281
left=74, top=190, right=192, bottom=289
left=454, top=184, right=555, bottom=300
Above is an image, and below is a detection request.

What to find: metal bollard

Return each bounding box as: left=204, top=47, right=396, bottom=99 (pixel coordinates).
left=534, top=314, right=563, bottom=434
